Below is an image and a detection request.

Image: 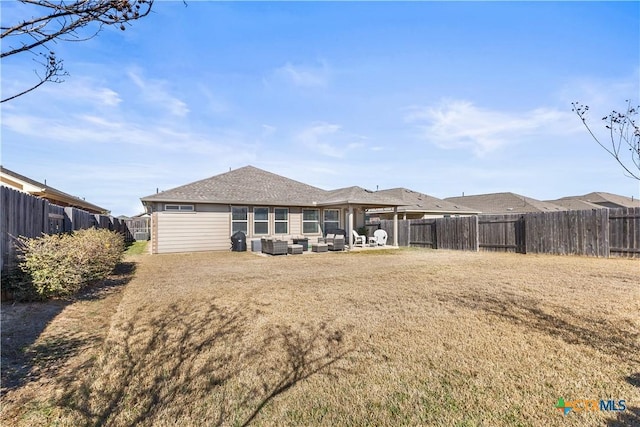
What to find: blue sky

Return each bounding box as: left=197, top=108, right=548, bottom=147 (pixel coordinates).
left=2, top=1, right=639, bottom=216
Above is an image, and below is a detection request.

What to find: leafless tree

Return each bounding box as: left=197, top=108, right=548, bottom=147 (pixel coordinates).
left=572, top=100, right=640, bottom=180
left=1, top=0, right=153, bottom=103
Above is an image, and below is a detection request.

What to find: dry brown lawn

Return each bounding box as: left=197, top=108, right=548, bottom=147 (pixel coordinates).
left=1, top=248, right=639, bottom=426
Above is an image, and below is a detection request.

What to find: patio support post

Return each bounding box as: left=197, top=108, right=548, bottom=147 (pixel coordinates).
left=348, top=205, right=354, bottom=248
left=393, top=206, right=399, bottom=246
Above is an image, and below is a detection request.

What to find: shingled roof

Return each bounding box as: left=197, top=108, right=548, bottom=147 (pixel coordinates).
left=544, top=198, right=605, bottom=211
left=141, top=166, right=330, bottom=206
left=320, top=186, right=405, bottom=206
left=444, top=192, right=566, bottom=214
left=373, top=188, right=479, bottom=214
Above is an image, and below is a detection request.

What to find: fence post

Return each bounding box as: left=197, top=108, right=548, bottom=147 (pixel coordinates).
left=63, top=207, right=73, bottom=232
left=603, top=208, right=610, bottom=258
left=473, top=215, right=479, bottom=251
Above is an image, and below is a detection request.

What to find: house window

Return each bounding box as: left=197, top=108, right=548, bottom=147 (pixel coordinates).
left=232, top=206, right=248, bottom=234
left=274, top=208, right=288, bottom=234
left=302, top=209, right=319, bottom=234
left=254, top=207, right=269, bottom=235
left=165, top=204, right=194, bottom=212
left=323, top=209, right=340, bottom=232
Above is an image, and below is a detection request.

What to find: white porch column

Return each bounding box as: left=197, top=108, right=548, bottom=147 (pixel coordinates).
left=348, top=205, right=354, bottom=248
left=393, top=206, right=399, bottom=247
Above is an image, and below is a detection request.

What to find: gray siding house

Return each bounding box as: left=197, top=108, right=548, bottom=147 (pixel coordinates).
left=141, top=166, right=404, bottom=254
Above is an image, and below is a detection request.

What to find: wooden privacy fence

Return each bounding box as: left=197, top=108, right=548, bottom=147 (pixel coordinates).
left=1, top=186, right=134, bottom=272
left=478, top=215, right=526, bottom=253
left=368, top=207, right=639, bottom=258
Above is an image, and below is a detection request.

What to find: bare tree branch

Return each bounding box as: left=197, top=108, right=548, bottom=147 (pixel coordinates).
left=1, top=51, right=68, bottom=103
left=572, top=100, right=640, bottom=181
left=1, top=0, right=153, bottom=102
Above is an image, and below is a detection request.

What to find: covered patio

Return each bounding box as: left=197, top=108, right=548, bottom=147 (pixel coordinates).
left=318, top=186, right=404, bottom=249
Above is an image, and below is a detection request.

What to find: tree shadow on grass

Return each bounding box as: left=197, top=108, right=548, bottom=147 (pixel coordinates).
left=0, top=262, right=136, bottom=395
left=56, top=301, right=351, bottom=426
left=440, top=291, right=640, bottom=365
left=606, top=406, right=640, bottom=427
left=443, top=292, right=640, bottom=427
left=626, top=372, right=640, bottom=388
left=605, top=374, right=640, bottom=426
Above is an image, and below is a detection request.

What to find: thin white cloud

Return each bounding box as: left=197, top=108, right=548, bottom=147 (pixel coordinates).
left=196, top=84, right=230, bottom=115
left=405, top=100, right=575, bottom=156
left=295, top=122, right=368, bottom=158
left=261, top=124, right=277, bottom=136
left=296, top=123, right=342, bottom=157
left=273, top=60, right=330, bottom=87
left=96, top=88, right=122, bottom=106
left=1, top=111, right=254, bottom=158
left=558, top=69, right=640, bottom=110
left=127, top=68, right=190, bottom=117
left=38, top=78, right=122, bottom=107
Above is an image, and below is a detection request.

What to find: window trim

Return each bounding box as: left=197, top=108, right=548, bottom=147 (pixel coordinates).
left=323, top=208, right=340, bottom=232
left=302, top=208, right=320, bottom=234
left=165, top=204, right=194, bottom=212
left=231, top=206, right=248, bottom=234
left=274, top=207, right=289, bottom=234
left=253, top=207, right=269, bottom=235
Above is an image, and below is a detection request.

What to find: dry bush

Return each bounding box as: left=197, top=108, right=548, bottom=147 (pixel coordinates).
left=16, top=228, right=125, bottom=299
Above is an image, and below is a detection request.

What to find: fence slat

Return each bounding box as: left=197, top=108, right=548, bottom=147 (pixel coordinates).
left=368, top=208, right=637, bottom=258
left=1, top=186, right=136, bottom=272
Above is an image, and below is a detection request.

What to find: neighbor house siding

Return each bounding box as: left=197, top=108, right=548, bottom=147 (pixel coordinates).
left=154, top=211, right=230, bottom=253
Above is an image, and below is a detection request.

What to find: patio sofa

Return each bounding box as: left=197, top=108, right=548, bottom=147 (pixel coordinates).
left=260, top=237, right=288, bottom=255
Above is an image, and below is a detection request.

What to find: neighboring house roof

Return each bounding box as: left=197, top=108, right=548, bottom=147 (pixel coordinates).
left=544, top=198, right=605, bottom=211
left=320, top=186, right=406, bottom=207
left=0, top=166, right=109, bottom=214
left=141, top=166, right=405, bottom=208
left=369, top=188, right=480, bottom=215
left=444, top=192, right=567, bottom=214
left=550, top=192, right=640, bottom=209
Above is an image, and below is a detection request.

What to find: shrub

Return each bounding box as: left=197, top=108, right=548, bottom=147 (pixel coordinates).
left=1, top=267, right=42, bottom=301
left=16, top=228, right=125, bottom=299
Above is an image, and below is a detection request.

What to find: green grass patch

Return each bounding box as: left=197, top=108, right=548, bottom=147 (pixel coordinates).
left=125, top=241, right=148, bottom=255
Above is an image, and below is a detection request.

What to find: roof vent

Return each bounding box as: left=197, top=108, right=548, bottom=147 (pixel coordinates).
left=436, top=204, right=442, bottom=208
left=506, top=208, right=514, bottom=211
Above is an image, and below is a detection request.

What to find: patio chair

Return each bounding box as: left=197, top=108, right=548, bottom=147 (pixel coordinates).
left=351, top=230, right=366, bottom=247
left=373, top=229, right=388, bottom=246
left=328, top=235, right=345, bottom=251
left=324, top=233, right=335, bottom=246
